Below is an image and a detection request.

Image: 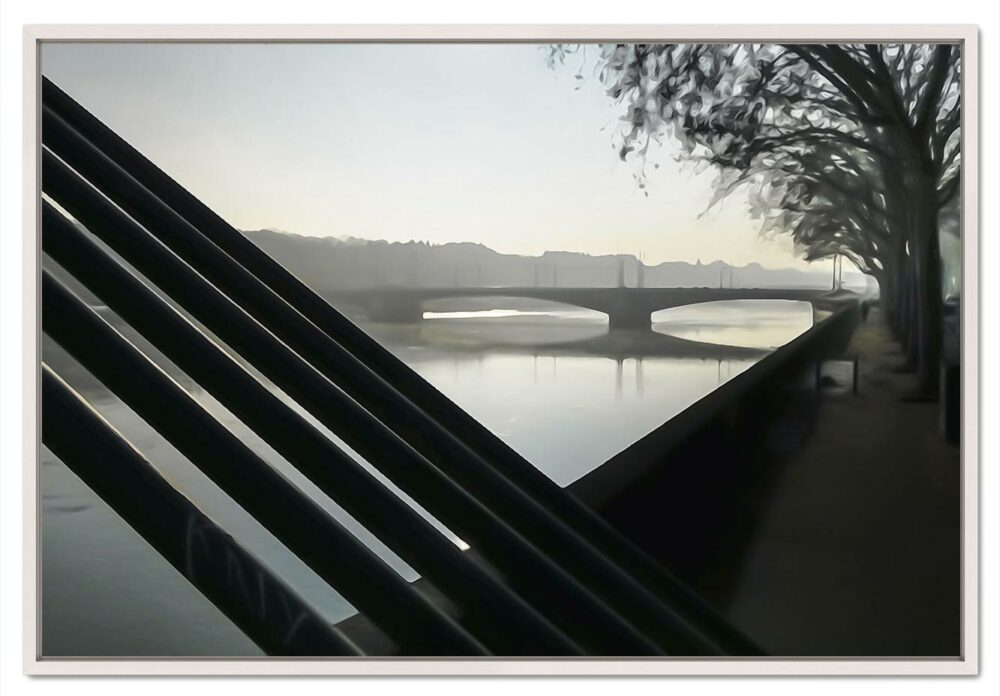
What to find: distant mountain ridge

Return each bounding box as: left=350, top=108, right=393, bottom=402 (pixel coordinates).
left=243, top=228, right=861, bottom=292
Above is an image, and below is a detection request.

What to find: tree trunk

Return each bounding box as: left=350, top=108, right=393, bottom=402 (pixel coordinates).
left=913, top=237, right=943, bottom=396
left=894, top=258, right=919, bottom=370
left=909, top=171, right=943, bottom=397
left=878, top=263, right=896, bottom=321
left=905, top=263, right=919, bottom=365
left=883, top=242, right=907, bottom=337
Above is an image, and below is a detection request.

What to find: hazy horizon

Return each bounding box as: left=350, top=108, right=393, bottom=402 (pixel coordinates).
left=42, top=42, right=837, bottom=272
left=245, top=226, right=858, bottom=277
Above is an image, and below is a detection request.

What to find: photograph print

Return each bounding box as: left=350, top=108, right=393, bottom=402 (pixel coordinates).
left=32, top=32, right=970, bottom=668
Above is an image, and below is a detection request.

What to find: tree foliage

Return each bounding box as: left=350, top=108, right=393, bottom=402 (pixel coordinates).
left=553, top=42, right=962, bottom=389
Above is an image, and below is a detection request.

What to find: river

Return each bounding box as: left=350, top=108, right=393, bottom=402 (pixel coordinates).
left=40, top=299, right=814, bottom=656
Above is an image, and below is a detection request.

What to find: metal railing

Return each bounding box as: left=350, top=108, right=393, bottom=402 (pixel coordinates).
left=40, top=76, right=762, bottom=657
left=42, top=365, right=361, bottom=657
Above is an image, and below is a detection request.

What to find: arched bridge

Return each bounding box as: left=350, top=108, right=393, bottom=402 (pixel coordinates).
left=326, top=286, right=837, bottom=330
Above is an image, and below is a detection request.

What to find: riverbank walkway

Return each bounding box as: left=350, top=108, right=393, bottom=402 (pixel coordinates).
left=720, top=308, right=961, bottom=656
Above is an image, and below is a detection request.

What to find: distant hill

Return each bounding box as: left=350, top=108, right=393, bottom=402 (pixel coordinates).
left=243, top=229, right=868, bottom=292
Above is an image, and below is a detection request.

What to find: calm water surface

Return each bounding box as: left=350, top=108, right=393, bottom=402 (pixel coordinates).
left=41, top=299, right=813, bottom=655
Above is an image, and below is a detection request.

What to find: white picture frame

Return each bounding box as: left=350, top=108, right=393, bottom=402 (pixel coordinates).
left=22, top=23, right=981, bottom=676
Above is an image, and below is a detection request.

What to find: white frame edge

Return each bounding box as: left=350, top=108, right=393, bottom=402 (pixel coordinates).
left=22, top=23, right=981, bottom=677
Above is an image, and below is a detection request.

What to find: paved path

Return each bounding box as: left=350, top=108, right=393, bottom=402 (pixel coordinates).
left=721, top=309, right=961, bottom=656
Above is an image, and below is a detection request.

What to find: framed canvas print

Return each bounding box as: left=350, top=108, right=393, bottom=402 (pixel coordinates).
left=22, top=24, right=979, bottom=676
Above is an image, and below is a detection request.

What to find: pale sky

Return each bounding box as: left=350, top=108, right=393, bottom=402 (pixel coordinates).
left=42, top=42, right=822, bottom=268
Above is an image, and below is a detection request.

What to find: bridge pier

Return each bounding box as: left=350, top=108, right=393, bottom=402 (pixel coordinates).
left=607, top=305, right=653, bottom=332
left=364, top=295, right=424, bottom=323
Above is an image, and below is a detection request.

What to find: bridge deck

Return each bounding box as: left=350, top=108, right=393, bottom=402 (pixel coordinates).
left=327, top=286, right=834, bottom=329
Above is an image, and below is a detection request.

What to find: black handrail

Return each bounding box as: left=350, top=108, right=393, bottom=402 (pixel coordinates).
left=42, top=106, right=720, bottom=657
left=42, top=272, right=485, bottom=657
left=42, top=75, right=760, bottom=655
left=41, top=365, right=361, bottom=657
left=41, top=152, right=661, bottom=657
left=43, top=202, right=581, bottom=657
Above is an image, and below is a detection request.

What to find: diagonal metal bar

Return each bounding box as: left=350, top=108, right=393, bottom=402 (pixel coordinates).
left=41, top=272, right=486, bottom=657
left=42, top=74, right=760, bottom=654
left=43, top=202, right=581, bottom=657
left=41, top=364, right=362, bottom=657
left=42, top=106, right=719, bottom=656
left=41, top=154, right=661, bottom=657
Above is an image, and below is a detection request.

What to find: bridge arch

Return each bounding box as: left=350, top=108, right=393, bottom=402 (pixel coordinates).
left=421, top=295, right=608, bottom=323
left=651, top=299, right=816, bottom=349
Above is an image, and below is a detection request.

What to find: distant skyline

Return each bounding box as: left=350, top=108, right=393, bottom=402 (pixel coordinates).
left=43, top=42, right=835, bottom=271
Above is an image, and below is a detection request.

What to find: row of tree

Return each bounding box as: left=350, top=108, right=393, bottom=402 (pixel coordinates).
left=554, top=43, right=961, bottom=394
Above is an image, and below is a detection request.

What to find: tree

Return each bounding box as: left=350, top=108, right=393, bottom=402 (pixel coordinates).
left=553, top=43, right=961, bottom=394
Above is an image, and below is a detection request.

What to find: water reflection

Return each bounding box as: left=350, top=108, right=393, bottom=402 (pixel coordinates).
left=652, top=300, right=815, bottom=349
left=403, top=350, right=756, bottom=486
left=41, top=299, right=813, bottom=656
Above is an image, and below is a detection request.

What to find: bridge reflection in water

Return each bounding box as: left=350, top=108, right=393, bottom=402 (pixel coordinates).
left=347, top=299, right=820, bottom=488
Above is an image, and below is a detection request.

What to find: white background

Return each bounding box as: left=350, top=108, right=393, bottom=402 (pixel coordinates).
left=1, top=1, right=997, bottom=694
